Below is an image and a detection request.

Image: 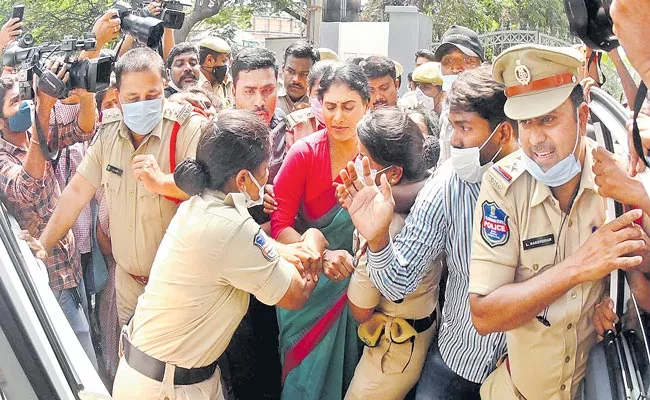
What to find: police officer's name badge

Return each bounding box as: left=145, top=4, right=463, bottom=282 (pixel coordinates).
left=254, top=229, right=279, bottom=261
left=515, top=60, right=531, bottom=86
left=481, top=201, right=510, bottom=248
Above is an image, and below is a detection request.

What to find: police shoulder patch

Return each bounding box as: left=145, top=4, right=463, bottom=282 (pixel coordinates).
left=480, top=201, right=510, bottom=248
left=253, top=229, right=279, bottom=261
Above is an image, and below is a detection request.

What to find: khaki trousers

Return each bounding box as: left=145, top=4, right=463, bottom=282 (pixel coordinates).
left=345, top=323, right=436, bottom=400
left=115, top=265, right=146, bottom=326
left=480, top=357, right=526, bottom=400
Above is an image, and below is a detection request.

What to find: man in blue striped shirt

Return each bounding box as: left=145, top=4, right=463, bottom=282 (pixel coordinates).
left=336, top=65, right=519, bottom=399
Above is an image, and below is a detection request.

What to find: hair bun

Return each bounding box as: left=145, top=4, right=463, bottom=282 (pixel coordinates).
left=174, top=158, right=209, bottom=196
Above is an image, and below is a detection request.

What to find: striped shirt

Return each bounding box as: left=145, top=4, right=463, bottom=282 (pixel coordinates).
left=367, top=161, right=507, bottom=382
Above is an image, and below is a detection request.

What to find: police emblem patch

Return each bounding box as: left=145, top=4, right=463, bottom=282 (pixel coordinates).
left=254, top=229, right=279, bottom=261
left=481, top=201, right=510, bottom=248
left=514, top=60, right=531, bottom=86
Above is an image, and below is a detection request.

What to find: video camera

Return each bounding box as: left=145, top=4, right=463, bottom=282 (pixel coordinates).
left=113, top=1, right=164, bottom=48
left=2, top=35, right=112, bottom=100
left=564, top=0, right=618, bottom=51
left=142, top=0, right=191, bottom=30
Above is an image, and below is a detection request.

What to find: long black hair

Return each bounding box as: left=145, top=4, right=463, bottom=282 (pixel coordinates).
left=174, top=110, right=270, bottom=195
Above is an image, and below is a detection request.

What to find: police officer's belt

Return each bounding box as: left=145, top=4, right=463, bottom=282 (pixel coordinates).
left=122, top=334, right=218, bottom=385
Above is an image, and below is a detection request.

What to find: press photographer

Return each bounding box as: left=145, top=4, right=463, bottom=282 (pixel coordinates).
left=0, top=61, right=98, bottom=368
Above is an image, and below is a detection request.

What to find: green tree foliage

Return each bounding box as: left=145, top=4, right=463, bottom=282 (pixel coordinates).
left=361, top=0, right=569, bottom=39
left=0, top=0, right=113, bottom=43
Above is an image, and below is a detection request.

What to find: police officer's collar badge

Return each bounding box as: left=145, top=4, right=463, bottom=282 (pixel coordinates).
left=254, top=229, right=279, bottom=261
left=515, top=60, right=531, bottom=86
left=481, top=201, right=510, bottom=248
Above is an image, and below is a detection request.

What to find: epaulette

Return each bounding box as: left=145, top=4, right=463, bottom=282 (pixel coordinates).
left=100, top=108, right=122, bottom=125
left=163, top=102, right=194, bottom=125
left=484, top=151, right=526, bottom=194
left=285, top=107, right=314, bottom=129
left=91, top=109, right=122, bottom=146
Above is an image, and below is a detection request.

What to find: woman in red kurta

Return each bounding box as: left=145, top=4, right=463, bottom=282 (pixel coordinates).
left=271, top=63, right=369, bottom=400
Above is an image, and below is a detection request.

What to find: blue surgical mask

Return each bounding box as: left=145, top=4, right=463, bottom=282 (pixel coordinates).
left=8, top=101, right=32, bottom=132
left=521, top=111, right=582, bottom=188
left=442, top=74, right=459, bottom=92
left=120, top=97, right=164, bottom=135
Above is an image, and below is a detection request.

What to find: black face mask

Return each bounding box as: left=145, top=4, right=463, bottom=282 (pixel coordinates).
left=211, top=65, right=227, bottom=84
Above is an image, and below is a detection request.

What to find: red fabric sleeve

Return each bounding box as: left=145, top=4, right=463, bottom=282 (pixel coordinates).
left=271, top=138, right=310, bottom=239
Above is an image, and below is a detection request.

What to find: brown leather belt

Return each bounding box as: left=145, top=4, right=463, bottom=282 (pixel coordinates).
left=122, top=335, right=217, bottom=385
left=129, top=274, right=149, bottom=286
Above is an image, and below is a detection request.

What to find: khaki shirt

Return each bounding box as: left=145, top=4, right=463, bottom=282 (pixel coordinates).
left=348, top=213, right=439, bottom=320
left=469, top=139, right=606, bottom=400
left=76, top=102, right=205, bottom=277
left=129, top=191, right=294, bottom=368
left=277, top=88, right=309, bottom=115
left=199, top=72, right=233, bottom=109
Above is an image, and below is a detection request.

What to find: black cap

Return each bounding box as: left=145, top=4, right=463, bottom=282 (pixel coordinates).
left=434, top=25, right=485, bottom=62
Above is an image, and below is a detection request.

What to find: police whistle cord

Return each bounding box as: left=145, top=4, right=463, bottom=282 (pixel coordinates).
left=33, top=108, right=60, bottom=162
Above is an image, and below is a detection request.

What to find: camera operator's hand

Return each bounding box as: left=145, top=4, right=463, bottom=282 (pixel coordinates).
left=146, top=1, right=163, bottom=17
left=593, top=146, right=649, bottom=211
left=626, top=112, right=650, bottom=176
left=612, top=0, right=650, bottom=85
left=0, top=17, right=22, bottom=49
left=580, top=77, right=598, bottom=104
left=93, top=9, right=121, bottom=48
left=35, top=58, right=69, bottom=111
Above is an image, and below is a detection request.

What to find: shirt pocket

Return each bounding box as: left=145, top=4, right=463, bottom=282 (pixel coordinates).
left=102, top=171, right=122, bottom=210
left=137, top=189, right=163, bottom=221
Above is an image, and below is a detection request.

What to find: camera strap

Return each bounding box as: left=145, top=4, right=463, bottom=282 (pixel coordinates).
left=33, top=108, right=60, bottom=162
left=586, top=51, right=606, bottom=87
left=632, top=82, right=649, bottom=168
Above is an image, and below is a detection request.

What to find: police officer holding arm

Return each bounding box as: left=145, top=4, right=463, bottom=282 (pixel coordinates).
left=112, top=109, right=323, bottom=399
left=23, top=47, right=207, bottom=325
left=467, top=44, right=650, bottom=400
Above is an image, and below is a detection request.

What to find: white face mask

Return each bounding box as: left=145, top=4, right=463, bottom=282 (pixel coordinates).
left=241, top=171, right=265, bottom=208
left=521, top=111, right=582, bottom=188
left=354, top=157, right=392, bottom=185
left=450, top=123, right=503, bottom=183
left=415, top=87, right=434, bottom=110
left=442, top=74, right=459, bottom=92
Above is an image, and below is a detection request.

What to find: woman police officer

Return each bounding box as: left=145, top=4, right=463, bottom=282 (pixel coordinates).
left=112, top=109, right=325, bottom=400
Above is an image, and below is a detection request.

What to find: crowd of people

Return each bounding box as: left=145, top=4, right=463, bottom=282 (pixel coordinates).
left=1, top=0, right=650, bottom=399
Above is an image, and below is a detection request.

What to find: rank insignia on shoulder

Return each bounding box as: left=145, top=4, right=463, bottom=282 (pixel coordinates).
left=254, top=229, right=279, bottom=261
left=493, top=165, right=513, bottom=182
left=480, top=201, right=510, bottom=248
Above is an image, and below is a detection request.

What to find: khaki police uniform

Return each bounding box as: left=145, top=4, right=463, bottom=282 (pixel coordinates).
left=284, top=107, right=322, bottom=150
left=345, top=213, right=440, bottom=400
left=199, top=36, right=234, bottom=109
left=76, top=102, right=205, bottom=325
left=277, top=88, right=309, bottom=115
left=468, top=45, right=606, bottom=400
left=111, top=191, right=295, bottom=400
